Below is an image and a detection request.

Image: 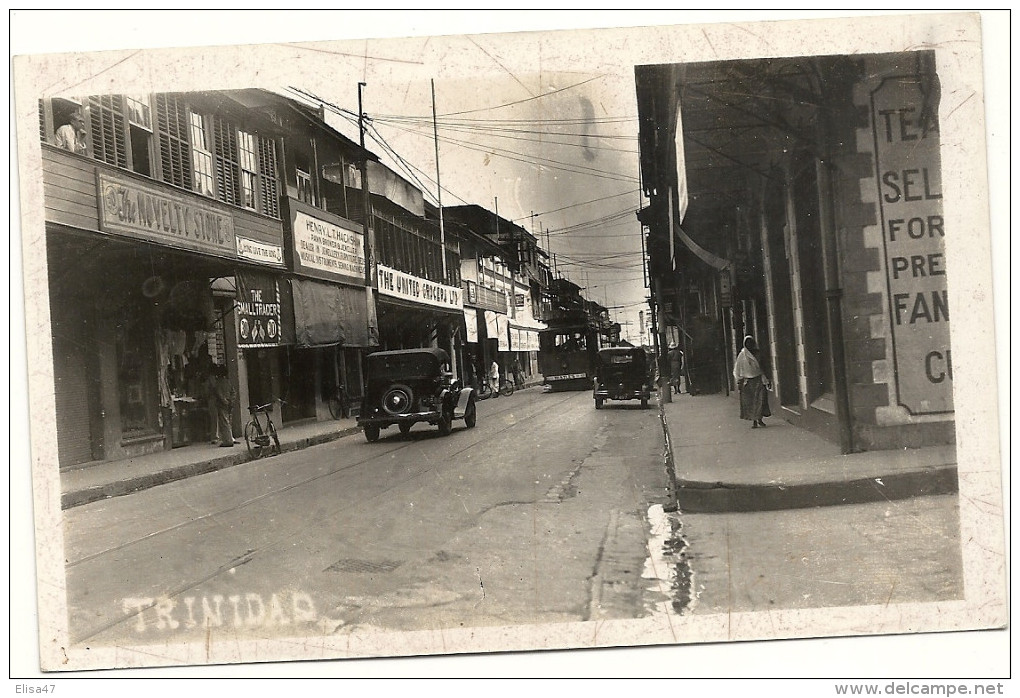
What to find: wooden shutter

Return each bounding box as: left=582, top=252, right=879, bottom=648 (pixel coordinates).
left=155, top=94, right=192, bottom=190
left=87, top=95, right=128, bottom=168
left=258, top=136, right=279, bottom=218
left=213, top=117, right=240, bottom=207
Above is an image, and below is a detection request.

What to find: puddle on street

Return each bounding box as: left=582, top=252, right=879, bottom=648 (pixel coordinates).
left=642, top=503, right=695, bottom=617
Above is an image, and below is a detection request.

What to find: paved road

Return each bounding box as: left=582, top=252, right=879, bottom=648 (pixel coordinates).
left=63, top=388, right=670, bottom=649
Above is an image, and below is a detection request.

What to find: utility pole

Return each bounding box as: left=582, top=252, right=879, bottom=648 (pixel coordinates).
left=358, top=82, right=373, bottom=288
left=358, top=81, right=378, bottom=345
left=431, top=79, right=448, bottom=280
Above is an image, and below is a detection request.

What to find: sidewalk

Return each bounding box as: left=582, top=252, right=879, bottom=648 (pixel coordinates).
left=60, top=379, right=548, bottom=510
left=60, top=417, right=362, bottom=510
left=660, top=391, right=958, bottom=513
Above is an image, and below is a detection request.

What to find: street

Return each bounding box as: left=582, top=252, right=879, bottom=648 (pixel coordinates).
left=63, top=388, right=670, bottom=647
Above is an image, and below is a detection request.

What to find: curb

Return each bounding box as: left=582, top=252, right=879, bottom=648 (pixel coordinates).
left=61, top=425, right=362, bottom=510
left=675, top=464, right=958, bottom=514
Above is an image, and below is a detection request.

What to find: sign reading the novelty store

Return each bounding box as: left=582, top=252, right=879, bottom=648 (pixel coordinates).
left=871, top=75, right=952, bottom=415
left=291, top=208, right=366, bottom=284
left=97, top=171, right=236, bottom=258
left=376, top=264, right=463, bottom=311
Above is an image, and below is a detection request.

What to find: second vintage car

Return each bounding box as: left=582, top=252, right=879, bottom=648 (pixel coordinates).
left=593, top=346, right=652, bottom=409
left=357, top=348, right=477, bottom=442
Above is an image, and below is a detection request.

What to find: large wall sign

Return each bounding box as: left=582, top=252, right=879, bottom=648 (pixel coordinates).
left=97, top=171, right=235, bottom=258
left=376, top=264, right=463, bottom=311
left=236, top=272, right=283, bottom=348
left=290, top=207, right=366, bottom=284
left=872, top=75, right=952, bottom=415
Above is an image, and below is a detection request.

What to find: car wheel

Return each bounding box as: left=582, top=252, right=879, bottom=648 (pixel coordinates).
left=364, top=424, right=380, bottom=442
left=381, top=384, right=414, bottom=416
left=464, top=399, right=477, bottom=428
left=438, top=410, right=453, bottom=436
left=398, top=422, right=412, bottom=436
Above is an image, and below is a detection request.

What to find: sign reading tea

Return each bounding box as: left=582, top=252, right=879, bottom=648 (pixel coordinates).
left=872, top=75, right=952, bottom=414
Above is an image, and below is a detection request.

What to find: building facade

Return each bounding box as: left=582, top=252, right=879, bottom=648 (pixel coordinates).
left=637, top=51, right=953, bottom=452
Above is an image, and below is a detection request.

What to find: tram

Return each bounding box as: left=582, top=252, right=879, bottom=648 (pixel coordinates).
left=537, top=321, right=600, bottom=391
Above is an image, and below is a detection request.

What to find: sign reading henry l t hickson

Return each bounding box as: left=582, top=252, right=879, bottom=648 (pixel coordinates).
left=872, top=75, right=952, bottom=415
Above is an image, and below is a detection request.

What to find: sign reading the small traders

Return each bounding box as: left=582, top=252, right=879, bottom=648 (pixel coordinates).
left=376, top=264, right=463, bottom=311
left=236, top=272, right=282, bottom=348
left=872, top=75, right=952, bottom=414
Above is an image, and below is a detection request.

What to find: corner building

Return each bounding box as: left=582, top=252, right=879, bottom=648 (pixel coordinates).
left=636, top=51, right=953, bottom=452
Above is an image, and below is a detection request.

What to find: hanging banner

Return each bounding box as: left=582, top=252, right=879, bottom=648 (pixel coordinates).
left=463, top=307, right=479, bottom=343
left=871, top=74, right=951, bottom=415
left=496, top=314, right=510, bottom=352
left=236, top=271, right=283, bottom=348
left=484, top=310, right=500, bottom=340
left=290, top=205, right=366, bottom=284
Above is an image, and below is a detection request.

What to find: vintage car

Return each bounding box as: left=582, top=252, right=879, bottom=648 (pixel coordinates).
left=593, top=347, right=652, bottom=409
left=357, top=348, right=476, bottom=442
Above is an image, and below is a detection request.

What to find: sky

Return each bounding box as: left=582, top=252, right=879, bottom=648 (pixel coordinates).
left=279, top=51, right=650, bottom=342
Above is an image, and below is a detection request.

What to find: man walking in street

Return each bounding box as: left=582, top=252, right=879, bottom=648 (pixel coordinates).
left=490, top=359, right=501, bottom=398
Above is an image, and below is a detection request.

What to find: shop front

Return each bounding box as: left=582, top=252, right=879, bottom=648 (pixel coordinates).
left=43, top=156, right=287, bottom=466
left=281, top=200, right=378, bottom=421
left=375, top=263, right=463, bottom=374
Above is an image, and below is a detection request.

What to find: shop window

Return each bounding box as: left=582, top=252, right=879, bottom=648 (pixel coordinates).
left=114, top=312, right=158, bottom=437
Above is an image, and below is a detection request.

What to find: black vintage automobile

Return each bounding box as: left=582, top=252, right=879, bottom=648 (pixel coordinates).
left=593, top=347, right=652, bottom=409
left=357, top=348, right=477, bottom=442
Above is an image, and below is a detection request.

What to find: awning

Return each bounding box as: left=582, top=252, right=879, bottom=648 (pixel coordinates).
left=289, top=278, right=376, bottom=348
left=675, top=223, right=732, bottom=271
left=463, top=307, right=479, bottom=343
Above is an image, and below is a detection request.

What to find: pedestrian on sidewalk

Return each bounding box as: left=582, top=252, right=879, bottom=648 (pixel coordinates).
left=733, top=335, right=772, bottom=428
left=213, top=364, right=237, bottom=447
left=511, top=356, right=524, bottom=387
left=490, top=360, right=501, bottom=397
left=668, top=345, right=684, bottom=394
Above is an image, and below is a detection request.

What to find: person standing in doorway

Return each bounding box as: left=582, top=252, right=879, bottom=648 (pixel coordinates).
left=490, top=360, right=501, bottom=398
left=511, top=356, right=524, bottom=388
left=733, top=335, right=772, bottom=428
left=213, top=364, right=237, bottom=447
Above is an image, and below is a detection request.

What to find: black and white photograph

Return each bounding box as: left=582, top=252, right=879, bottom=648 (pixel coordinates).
left=10, top=10, right=1009, bottom=682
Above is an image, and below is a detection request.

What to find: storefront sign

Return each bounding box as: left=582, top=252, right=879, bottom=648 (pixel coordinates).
left=872, top=75, right=951, bottom=414
left=291, top=209, right=365, bottom=284
left=97, top=171, right=235, bottom=258
left=236, top=235, right=284, bottom=267
left=376, top=264, right=463, bottom=311
left=236, top=272, right=282, bottom=348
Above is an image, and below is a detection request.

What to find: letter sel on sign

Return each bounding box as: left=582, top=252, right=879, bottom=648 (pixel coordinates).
left=872, top=74, right=952, bottom=414
left=375, top=263, right=463, bottom=311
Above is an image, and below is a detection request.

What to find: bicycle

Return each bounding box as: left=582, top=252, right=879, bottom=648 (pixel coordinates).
left=327, top=384, right=351, bottom=420
left=477, top=379, right=514, bottom=399
left=244, top=402, right=281, bottom=458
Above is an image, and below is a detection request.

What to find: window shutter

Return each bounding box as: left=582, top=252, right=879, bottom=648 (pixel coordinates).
left=155, top=94, right=192, bottom=190
left=258, top=136, right=279, bottom=218
left=88, top=95, right=128, bottom=168
left=213, top=117, right=240, bottom=207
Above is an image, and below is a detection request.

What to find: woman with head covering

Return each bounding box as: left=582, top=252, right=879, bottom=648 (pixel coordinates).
left=733, top=335, right=772, bottom=428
